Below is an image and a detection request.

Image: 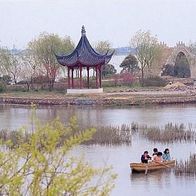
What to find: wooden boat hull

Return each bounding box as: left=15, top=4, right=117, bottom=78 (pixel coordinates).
left=130, top=160, right=175, bottom=172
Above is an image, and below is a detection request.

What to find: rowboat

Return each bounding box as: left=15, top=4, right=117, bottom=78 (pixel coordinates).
left=130, top=160, right=175, bottom=173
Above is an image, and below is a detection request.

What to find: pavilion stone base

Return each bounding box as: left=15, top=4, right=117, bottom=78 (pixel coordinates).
left=67, top=88, right=103, bottom=94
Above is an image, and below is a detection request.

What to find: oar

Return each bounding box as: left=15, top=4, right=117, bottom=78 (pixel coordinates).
left=154, top=161, right=174, bottom=168
left=145, top=165, right=148, bottom=175
left=144, top=162, right=168, bottom=175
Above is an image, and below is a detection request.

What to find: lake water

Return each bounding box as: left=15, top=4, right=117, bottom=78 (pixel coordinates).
left=1, top=104, right=196, bottom=130
left=110, top=55, right=126, bottom=73
left=0, top=104, right=195, bottom=196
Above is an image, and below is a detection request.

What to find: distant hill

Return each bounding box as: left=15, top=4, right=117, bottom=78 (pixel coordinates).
left=10, top=48, right=26, bottom=55
left=9, top=47, right=136, bottom=56
left=114, top=47, right=136, bottom=56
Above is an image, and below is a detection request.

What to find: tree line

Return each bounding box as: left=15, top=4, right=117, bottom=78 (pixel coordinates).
left=0, top=33, right=75, bottom=91
left=0, top=30, right=193, bottom=91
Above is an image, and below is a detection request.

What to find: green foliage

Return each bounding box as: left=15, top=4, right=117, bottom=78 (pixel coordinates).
left=174, top=52, right=190, bottom=78
left=130, top=30, right=164, bottom=85
left=94, top=41, right=116, bottom=78
left=0, top=75, right=12, bottom=85
left=95, top=40, right=111, bottom=54
left=28, top=33, right=74, bottom=66
left=28, top=33, right=74, bottom=91
left=120, top=54, right=139, bottom=74
left=162, top=52, right=191, bottom=78
left=0, top=48, right=21, bottom=84
left=102, top=64, right=117, bottom=78
left=0, top=81, right=6, bottom=92
left=161, top=64, right=175, bottom=76
left=0, top=115, right=116, bottom=195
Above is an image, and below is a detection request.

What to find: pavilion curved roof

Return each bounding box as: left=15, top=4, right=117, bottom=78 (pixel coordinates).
left=55, top=26, right=114, bottom=67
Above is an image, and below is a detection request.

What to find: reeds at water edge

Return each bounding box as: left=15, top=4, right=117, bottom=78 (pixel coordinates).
left=0, top=124, right=133, bottom=147
left=137, top=123, right=196, bottom=143
left=83, top=124, right=132, bottom=145
left=175, top=154, right=196, bottom=176
left=0, top=122, right=195, bottom=147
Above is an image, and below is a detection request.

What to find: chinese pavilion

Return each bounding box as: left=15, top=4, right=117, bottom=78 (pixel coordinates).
left=55, top=26, right=114, bottom=93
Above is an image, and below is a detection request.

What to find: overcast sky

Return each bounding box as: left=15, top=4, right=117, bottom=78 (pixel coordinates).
left=0, top=0, right=196, bottom=49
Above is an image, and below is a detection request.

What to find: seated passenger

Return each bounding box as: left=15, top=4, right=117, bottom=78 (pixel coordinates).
left=152, top=148, right=158, bottom=161
left=162, top=148, right=171, bottom=161
left=141, top=151, right=151, bottom=163
left=153, top=152, right=163, bottom=163
left=152, top=148, right=158, bottom=156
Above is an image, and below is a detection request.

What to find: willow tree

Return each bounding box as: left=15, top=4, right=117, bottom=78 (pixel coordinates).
left=0, top=115, right=116, bottom=195
left=95, top=41, right=111, bottom=54
left=28, top=33, right=74, bottom=91
left=95, top=41, right=115, bottom=78
left=130, top=30, right=163, bottom=85
left=0, top=47, right=21, bottom=84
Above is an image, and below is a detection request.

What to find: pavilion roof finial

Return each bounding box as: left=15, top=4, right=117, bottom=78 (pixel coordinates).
left=81, top=25, right=86, bottom=36
left=55, top=26, right=114, bottom=68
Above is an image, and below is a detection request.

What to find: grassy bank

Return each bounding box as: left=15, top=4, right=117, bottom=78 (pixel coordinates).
left=1, top=88, right=196, bottom=106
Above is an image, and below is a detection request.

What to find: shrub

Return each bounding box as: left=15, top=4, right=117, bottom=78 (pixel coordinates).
left=0, top=75, right=12, bottom=85
left=161, top=64, right=175, bottom=76
left=142, top=76, right=167, bottom=87
left=102, top=64, right=117, bottom=78
left=0, top=81, right=6, bottom=92
left=120, top=72, right=135, bottom=86
left=102, top=79, right=117, bottom=88
left=112, top=74, right=121, bottom=87
left=6, top=84, right=26, bottom=92
left=174, top=52, right=191, bottom=78
left=174, top=63, right=191, bottom=78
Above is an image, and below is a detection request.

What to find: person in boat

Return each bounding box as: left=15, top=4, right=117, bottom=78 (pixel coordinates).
left=162, top=148, right=171, bottom=161
left=153, top=152, right=163, bottom=163
left=141, top=151, right=151, bottom=163
left=152, top=148, right=158, bottom=160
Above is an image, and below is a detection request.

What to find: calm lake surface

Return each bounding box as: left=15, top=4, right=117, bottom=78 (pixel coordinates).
left=0, top=103, right=195, bottom=196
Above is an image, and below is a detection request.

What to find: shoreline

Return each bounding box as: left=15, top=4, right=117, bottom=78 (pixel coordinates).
left=1, top=90, right=196, bottom=106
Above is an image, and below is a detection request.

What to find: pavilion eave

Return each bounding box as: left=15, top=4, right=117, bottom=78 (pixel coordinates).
left=55, top=26, right=114, bottom=90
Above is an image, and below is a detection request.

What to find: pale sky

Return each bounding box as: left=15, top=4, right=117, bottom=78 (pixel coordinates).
left=0, top=0, right=196, bottom=49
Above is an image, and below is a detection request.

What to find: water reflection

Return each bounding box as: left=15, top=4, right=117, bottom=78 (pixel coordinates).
left=130, top=169, right=172, bottom=187
left=129, top=170, right=196, bottom=196
left=0, top=104, right=196, bottom=130
left=71, top=141, right=196, bottom=196
left=0, top=104, right=196, bottom=195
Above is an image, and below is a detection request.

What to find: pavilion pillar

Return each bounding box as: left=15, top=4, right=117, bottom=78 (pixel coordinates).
left=96, top=66, right=98, bottom=88
left=71, top=68, right=74, bottom=88
left=80, top=65, right=82, bottom=89
left=99, top=65, right=102, bottom=88
left=87, top=67, right=90, bottom=89
left=67, top=67, right=70, bottom=89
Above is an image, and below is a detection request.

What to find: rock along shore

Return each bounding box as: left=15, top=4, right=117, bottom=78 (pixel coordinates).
left=0, top=90, right=196, bottom=106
